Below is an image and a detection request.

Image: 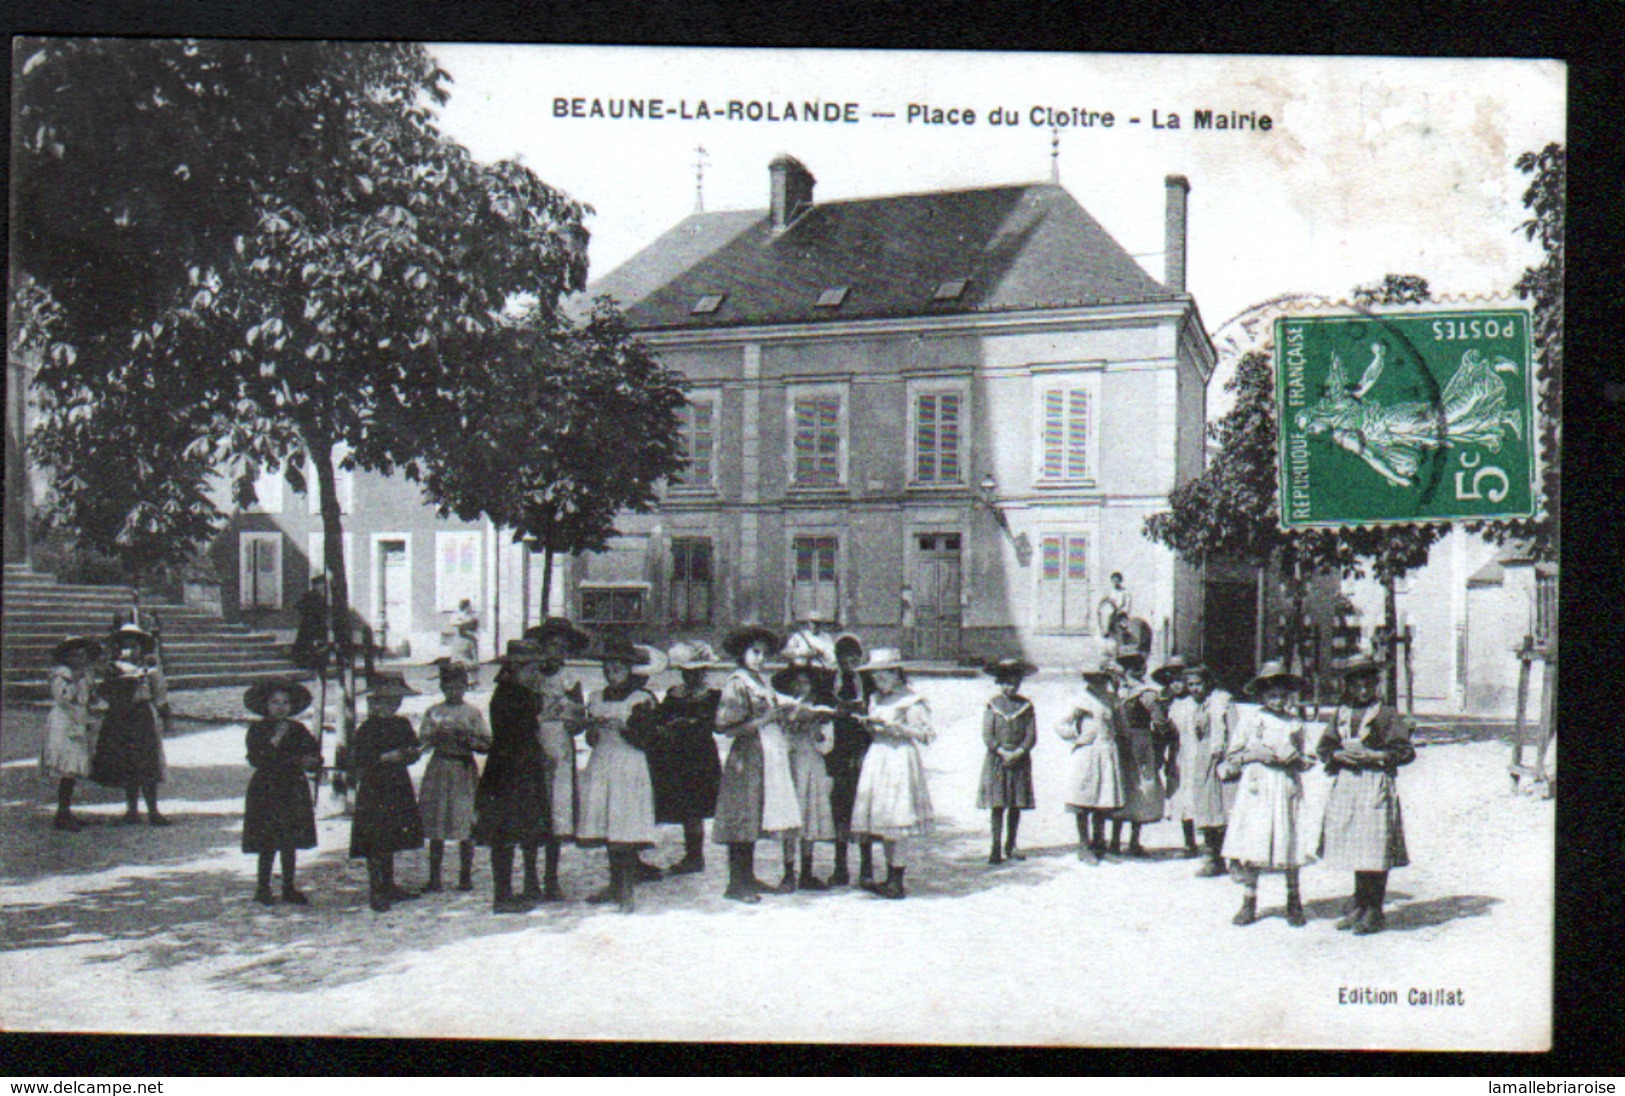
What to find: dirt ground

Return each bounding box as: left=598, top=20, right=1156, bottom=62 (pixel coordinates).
left=0, top=672, right=1553, bottom=1049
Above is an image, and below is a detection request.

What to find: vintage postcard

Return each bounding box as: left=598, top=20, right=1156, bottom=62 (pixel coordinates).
left=2, top=44, right=1563, bottom=1050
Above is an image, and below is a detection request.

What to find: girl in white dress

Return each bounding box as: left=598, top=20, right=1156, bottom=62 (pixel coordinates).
left=770, top=664, right=838, bottom=891
left=1056, top=654, right=1126, bottom=865
left=577, top=639, right=667, bottom=913
left=849, top=649, right=935, bottom=899
left=40, top=636, right=102, bottom=831
left=1220, top=661, right=1316, bottom=927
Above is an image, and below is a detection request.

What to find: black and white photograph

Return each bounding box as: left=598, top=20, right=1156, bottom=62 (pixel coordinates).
left=2, top=41, right=1563, bottom=1049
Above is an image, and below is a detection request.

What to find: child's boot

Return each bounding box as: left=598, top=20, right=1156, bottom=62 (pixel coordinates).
left=723, top=844, right=759, bottom=904
left=1353, top=872, right=1388, bottom=935
left=280, top=849, right=309, bottom=904
left=830, top=840, right=851, bottom=886
left=255, top=853, right=276, bottom=906
left=368, top=857, right=391, bottom=913
left=877, top=865, right=907, bottom=900
left=491, top=845, right=529, bottom=914
left=857, top=841, right=876, bottom=891
left=1004, top=810, right=1025, bottom=861
left=798, top=846, right=828, bottom=890
left=670, top=823, right=706, bottom=875
left=520, top=842, right=543, bottom=900
left=1232, top=894, right=1258, bottom=926
left=1196, top=827, right=1225, bottom=877
left=457, top=842, right=475, bottom=892
left=424, top=841, right=445, bottom=893
left=1285, top=871, right=1307, bottom=927
left=541, top=839, right=565, bottom=902
left=616, top=850, right=638, bottom=914
left=1181, top=819, right=1199, bottom=858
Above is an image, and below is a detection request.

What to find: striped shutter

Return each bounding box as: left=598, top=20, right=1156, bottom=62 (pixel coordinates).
left=1035, top=533, right=1089, bottom=631
left=794, top=394, right=842, bottom=486
left=914, top=392, right=962, bottom=483
left=1040, top=387, right=1091, bottom=481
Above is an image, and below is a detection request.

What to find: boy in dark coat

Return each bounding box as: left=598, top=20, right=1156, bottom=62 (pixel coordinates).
left=474, top=640, right=553, bottom=914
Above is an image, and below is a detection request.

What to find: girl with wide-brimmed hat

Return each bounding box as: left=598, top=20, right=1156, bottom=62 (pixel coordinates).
left=475, top=640, right=554, bottom=913
left=1220, top=660, right=1316, bottom=927
left=350, top=673, right=425, bottom=912
left=1314, top=656, right=1416, bottom=935
left=978, top=657, right=1039, bottom=865
left=827, top=632, right=876, bottom=887
left=90, top=623, right=172, bottom=826
left=712, top=626, right=801, bottom=902
left=417, top=661, right=492, bottom=894
left=848, top=649, right=936, bottom=900
left=646, top=640, right=728, bottom=875
left=577, top=638, right=667, bottom=913
left=1057, top=652, right=1127, bottom=865
left=242, top=678, right=321, bottom=905
left=1166, top=663, right=1238, bottom=877
left=1109, top=658, right=1166, bottom=858
left=523, top=620, right=593, bottom=902
left=769, top=662, right=840, bottom=891
left=40, top=636, right=103, bottom=831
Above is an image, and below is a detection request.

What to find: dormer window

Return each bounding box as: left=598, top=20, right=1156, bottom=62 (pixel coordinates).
left=691, top=294, right=726, bottom=315
left=933, top=279, right=968, bottom=301
left=815, top=287, right=849, bottom=308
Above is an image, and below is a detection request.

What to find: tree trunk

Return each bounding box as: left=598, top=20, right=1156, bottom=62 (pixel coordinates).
left=1383, top=573, right=1400, bottom=707
left=520, top=538, right=532, bottom=634
left=308, top=436, right=356, bottom=736
left=491, top=527, right=503, bottom=655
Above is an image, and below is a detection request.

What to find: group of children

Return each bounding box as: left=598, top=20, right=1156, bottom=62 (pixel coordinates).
left=992, top=648, right=1415, bottom=934
left=38, top=614, right=1413, bottom=934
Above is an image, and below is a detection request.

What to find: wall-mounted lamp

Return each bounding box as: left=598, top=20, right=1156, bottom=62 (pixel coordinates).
left=971, top=473, right=1033, bottom=567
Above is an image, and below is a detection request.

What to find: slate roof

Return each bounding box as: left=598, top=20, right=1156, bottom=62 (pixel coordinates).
left=589, top=182, right=1179, bottom=332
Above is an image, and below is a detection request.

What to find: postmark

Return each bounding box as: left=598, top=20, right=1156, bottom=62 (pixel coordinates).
left=1276, top=308, right=1538, bottom=527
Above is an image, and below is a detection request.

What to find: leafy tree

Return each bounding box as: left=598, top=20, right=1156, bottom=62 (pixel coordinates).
left=1145, top=276, right=1446, bottom=688
left=1470, top=142, right=1562, bottom=561
left=416, top=298, right=689, bottom=627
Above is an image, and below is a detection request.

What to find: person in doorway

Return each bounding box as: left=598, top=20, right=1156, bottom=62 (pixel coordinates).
left=769, top=662, right=838, bottom=891
left=1098, top=571, right=1134, bottom=638
left=712, top=626, right=800, bottom=903
left=826, top=632, right=876, bottom=887
left=1221, top=661, right=1316, bottom=927
left=1110, top=660, right=1166, bottom=857
left=782, top=611, right=840, bottom=670
left=647, top=641, right=726, bottom=875
left=577, top=640, right=666, bottom=913
left=1171, top=664, right=1237, bottom=877
left=40, top=635, right=102, bottom=831
left=525, top=618, right=593, bottom=900
left=474, top=640, right=553, bottom=914
left=242, top=679, right=322, bottom=905
left=90, top=623, right=172, bottom=826
left=350, top=673, right=425, bottom=912
left=978, top=657, right=1038, bottom=865
left=1316, top=657, right=1415, bottom=935
left=1057, top=653, right=1126, bottom=865
left=418, top=661, right=492, bottom=893
left=447, top=599, right=481, bottom=687
left=849, top=648, right=936, bottom=899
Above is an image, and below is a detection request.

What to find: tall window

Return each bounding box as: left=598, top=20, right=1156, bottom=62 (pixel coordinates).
left=435, top=531, right=482, bottom=612
left=790, top=388, right=844, bottom=488
left=239, top=532, right=283, bottom=610
left=791, top=535, right=839, bottom=621
left=1034, top=532, right=1090, bottom=632
left=912, top=390, right=963, bottom=484
left=672, top=396, right=716, bottom=489
left=670, top=538, right=713, bottom=625
left=1038, top=383, right=1094, bottom=483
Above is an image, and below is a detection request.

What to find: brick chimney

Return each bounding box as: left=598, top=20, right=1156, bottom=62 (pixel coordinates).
left=770, top=154, right=816, bottom=232
left=1164, top=174, right=1189, bottom=293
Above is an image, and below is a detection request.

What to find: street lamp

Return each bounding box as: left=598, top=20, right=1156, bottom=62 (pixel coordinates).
left=972, top=473, right=1032, bottom=567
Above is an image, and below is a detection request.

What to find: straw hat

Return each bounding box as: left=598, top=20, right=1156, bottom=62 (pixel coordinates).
left=496, top=639, right=546, bottom=664
left=983, top=657, right=1038, bottom=682
left=833, top=633, right=865, bottom=666
left=52, top=635, right=104, bottom=665
left=524, top=617, right=592, bottom=654
left=244, top=677, right=314, bottom=717
left=108, top=622, right=156, bottom=655
left=363, top=672, right=420, bottom=699
left=1150, top=655, right=1191, bottom=687
left=594, top=637, right=669, bottom=677
left=722, top=625, right=781, bottom=661
left=432, top=658, right=470, bottom=684
left=771, top=664, right=836, bottom=695
left=1331, top=655, right=1384, bottom=679
left=795, top=609, right=837, bottom=627
left=1245, top=660, right=1308, bottom=697
left=856, top=647, right=908, bottom=673
left=667, top=640, right=727, bottom=671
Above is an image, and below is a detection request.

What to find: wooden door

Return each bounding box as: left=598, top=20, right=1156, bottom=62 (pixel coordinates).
left=791, top=536, right=839, bottom=623
left=378, top=539, right=410, bottom=648
left=913, top=533, right=962, bottom=661
left=1203, top=578, right=1258, bottom=696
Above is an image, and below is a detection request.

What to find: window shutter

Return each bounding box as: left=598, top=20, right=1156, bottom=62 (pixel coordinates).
left=1036, top=535, right=1064, bottom=630
left=1064, top=535, right=1090, bottom=629
left=1066, top=389, right=1090, bottom=480
left=938, top=393, right=961, bottom=481
left=1042, top=389, right=1065, bottom=479
left=915, top=394, right=938, bottom=481
left=692, top=401, right=714, bottom=483
left=795, top=394, right=842, bottom=486
left=794, top=398, right=817, bottom=483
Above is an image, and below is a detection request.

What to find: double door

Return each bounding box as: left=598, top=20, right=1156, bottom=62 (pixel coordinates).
left=912, top=533, right=962, bottom=661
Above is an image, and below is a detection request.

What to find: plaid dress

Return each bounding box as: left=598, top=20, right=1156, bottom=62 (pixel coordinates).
left=1220, top=707, right=1313, bottom=871
left=1315, top=703, right=1414, bottom=871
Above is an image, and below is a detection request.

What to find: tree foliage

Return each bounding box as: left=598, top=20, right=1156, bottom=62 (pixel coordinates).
left=416, top=298, right=689, bottom=578
left=1144, top=277, right=1444, bottom=585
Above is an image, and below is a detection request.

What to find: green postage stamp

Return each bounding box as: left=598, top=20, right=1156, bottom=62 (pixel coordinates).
left=1276, top=309, right=1538, bottom=527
